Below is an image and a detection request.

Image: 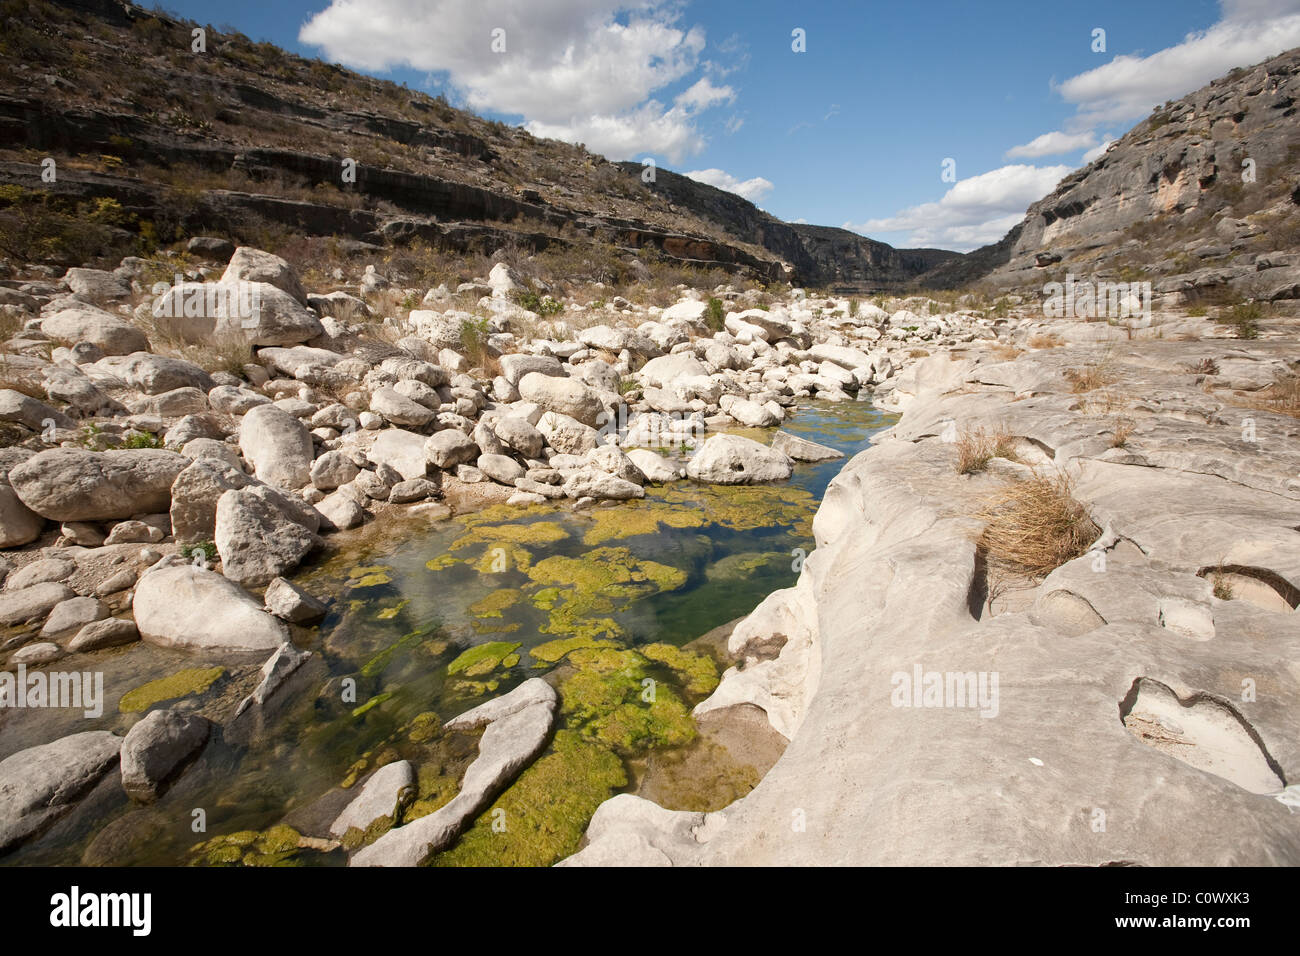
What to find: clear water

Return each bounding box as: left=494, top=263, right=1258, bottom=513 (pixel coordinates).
left=2, top=399, right=896, bottom=866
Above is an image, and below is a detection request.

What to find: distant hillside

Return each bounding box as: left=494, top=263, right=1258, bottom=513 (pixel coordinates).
left=0, top=0, right=946, bottom=291
left=922, top=45, right=1300, bottom=302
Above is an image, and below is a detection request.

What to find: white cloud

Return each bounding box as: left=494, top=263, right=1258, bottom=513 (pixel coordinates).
left=1006, top=129, right=1097, bottom=159
left=1056, top=0, right=1300, bottom=128
left=299, top=0, right=735, bottom=162
left=683, top=168, right=774, bottom=203
left=846, top=164, right=1071, bottom=251
left=1081, top=137, right=1116, bottom=164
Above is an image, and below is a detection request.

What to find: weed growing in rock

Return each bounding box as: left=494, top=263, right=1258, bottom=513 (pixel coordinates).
left=974, top=471, right=1098, bottom=579
left=954, top=425, right=1017, bottom=475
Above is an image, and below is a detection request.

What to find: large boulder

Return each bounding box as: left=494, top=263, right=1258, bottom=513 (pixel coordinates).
left=0, top=732, right=122, bottom=853
left=220, top=247, right=308, bottom=305
left=685, top=435, right=793, bottom=484
left=0, top=390, right=73, bottom=432
left=169, top=458, right=253, bottom=544
left=150, top=281, right=322, bottom=346
left=638, top=353, right=709, bottom=389
left=498, top=354, right=562, bottom=385
left=133, top=563, right=287, bottom=652
left=367, top=429, right=430, bottom=482
left=214, top=486, right=320, bottom=586
left=41, top=306, right=149, bottom=355
left=369, top=388, right=434, bottom=428
left=771, top=430, right=844, bottom=462
left=424, top=430, right=479, bottom=470
left=93, top=352, right=214, bottom=395
left=536, top=411, right=598, bottom=455
left=119, top=710, right=211, bottom=802
left=10, top=448, right=188, bottom=521
left=239, top=404, right=313, bottom=490
left=518, top=372, right=603, bottom=427
left=0, top=447, right=43, bottom=548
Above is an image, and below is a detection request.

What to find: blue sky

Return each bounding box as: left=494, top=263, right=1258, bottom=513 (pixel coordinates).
left=164, top=0, right=1300, bottom=250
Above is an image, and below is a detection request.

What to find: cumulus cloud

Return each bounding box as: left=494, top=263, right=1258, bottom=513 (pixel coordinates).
left=1081, top=138, right=1117, bottom=164
left=846, top=164, right=1071, bottom=251
left=1006, top=129, right=1097, bottom=159
left=299, top=0, right=734, bottom=162
left=684, top=168, right=774, bottom=203
left=1056, top=0, right=1300, bottom=128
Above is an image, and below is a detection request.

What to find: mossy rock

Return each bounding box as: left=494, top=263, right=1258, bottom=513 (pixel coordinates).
left=431, top=730, right=626, bottom=867
left=190, top=824, right=311, bottom=867
left=119, top=666, right=225, bottom=713
left=447, top=641, right=522, bottom=677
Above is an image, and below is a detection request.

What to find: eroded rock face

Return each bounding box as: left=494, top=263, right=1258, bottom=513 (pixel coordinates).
left=133, top=563, right=287, bottom=652
left=10, top=448, right=188, bottom=521
left=566, top=340, right=1300, bottom=868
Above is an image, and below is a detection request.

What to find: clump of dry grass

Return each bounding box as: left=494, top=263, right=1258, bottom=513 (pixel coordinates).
left=1108, top=416, right=1135, bottom=448
left=974, top=471, right=1098, bottom=579
left=1026, top=333, right=1064, bottom=348
left=992, top=343, right=1021, bottom=361
left=954, top=424, right=1018, bottom=475
left=1064, top=363, right=1117, bottom=393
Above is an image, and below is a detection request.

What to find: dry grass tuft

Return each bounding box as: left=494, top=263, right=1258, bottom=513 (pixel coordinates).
left=1064, top=363, right=1117, bottom=393
left=1108, top=417, right=1136, bottom=448
left=954, top=424, right=1018, bottom=475
left=992, top=343, right=1021, bottom=361
left=974, top=471, right=1098, bottom=579
left=1026, top=333, right=1064, bottom=349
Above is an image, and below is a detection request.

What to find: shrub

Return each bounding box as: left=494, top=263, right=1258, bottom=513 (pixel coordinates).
left=1218, top=301, right=1263, bottom=339
left=704, top=297, right=724, bottom=332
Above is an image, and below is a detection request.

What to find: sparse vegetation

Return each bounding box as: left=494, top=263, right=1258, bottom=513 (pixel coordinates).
left=1218, top=301, right=1263, bottom=339
left=974, top=471, right=1098, bottom=579
left=954, top=424, right=1018, bottom=475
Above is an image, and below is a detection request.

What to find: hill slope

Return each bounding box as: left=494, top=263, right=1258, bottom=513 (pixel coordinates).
left=0, top=0, right=948, bottom=290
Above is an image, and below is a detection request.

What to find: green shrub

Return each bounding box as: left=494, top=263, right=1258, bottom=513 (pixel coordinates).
left=705, top=297, right=725, bottom=332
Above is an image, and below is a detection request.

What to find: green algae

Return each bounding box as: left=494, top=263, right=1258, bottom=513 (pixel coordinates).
left=352, top=692, right=393, bottom=717
left=468, top=589, right=522, bottom=619
left=432, top=730, right=627, bottom=867
left=529, top=635, right=618, bottom=665
left=447, top=641, right=522, bottom=677
left=580, top=504, right=706, bottom=545
left=119, top=667, right=225, bottom=713
left=425, top=554, right=457, bottom=572
left=640, top=641, right=720, bottom=696
left=354, top=572, right=392, bottom=587
left=190, top=824, right=315, bottom=868
left=705, top=551, right=783, bottom=581
left=360, top=628, right=427, bottom=678
left=525, top=546, right=687, bottom=639
left=376, top=599, right=409, bottom=620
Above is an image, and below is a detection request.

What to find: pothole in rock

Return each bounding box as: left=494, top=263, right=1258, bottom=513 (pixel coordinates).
left=1198, top=565, right=1299, bottom=613
left=1119, top=677, right=1285, bottom=794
